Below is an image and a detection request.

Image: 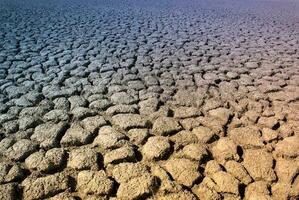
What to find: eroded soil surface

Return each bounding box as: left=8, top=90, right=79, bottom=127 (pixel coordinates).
left=0, top=0, right=299, bottom=199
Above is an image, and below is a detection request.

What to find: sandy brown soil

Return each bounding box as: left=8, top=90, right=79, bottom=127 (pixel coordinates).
left=0, top=0, right=299, bottom=199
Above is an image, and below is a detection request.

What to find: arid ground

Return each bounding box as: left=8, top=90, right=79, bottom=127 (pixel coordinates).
left=0, top=0, right=299, bottom=199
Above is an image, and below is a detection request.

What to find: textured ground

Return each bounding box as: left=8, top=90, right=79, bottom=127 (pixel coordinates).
left=0, top=0, right=299, bottom=199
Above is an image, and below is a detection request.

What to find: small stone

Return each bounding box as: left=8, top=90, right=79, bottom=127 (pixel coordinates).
left=128, top=80, right=145, bottom=90
left=275, top=158, right=299, bottom=184
left=223, top=194, right=241, bottom=200
left=181, top=144, right=208, bottom=162
left=180, top=118, right=201, bottom=130
left=225, top=161, right=252, bottom=185
left=112, top=163, right=150, bottom=183
left=110, top=92, right=136, bottom=105
left=271, top=182, right=293, bottom=200
left=173, top=107, right=200, bottom=119
left=138, top=98, right=159, bottom=115
left=200, top=116, right=226, bottom=132
left=245, top=110, right=260, bottom=123
left=0, top=103, right=8, bottom=114
left=0, top=183, right=16, bottom=200
left=61, top=123, right=94, bottom=147
left=15, top=95, right=32, bottom=107
left=262, top=128, right=278, bottom=142
left=68, top=96, right=87, bottom=110
left=0, top=138, right=15, bottom=155
left=243, top=149, right=276, bottom=182
left=77, top=170, right=114, bottom=196
left=164, top=158, right=201, bottom=187
left=151, top=164, right=183, bottom=193
left=144, top=76, right=159, bottom=86
left=71, top=107, right=96, bottom=120
left=226, top=72, right=239, bottom=79
left=104, top=146, right=136, bottom=165
left=192, top=183, right=221, bottom=200
left=5, top=139, right=37, bottom=161
left=127, top=129, right=149, bottom=145
left=81, top=116, right=107, bottom=134
left=111, top=114, right=149, bottom=130
left=19, top=106, right=48, bottom=119
left=19, top=116, right=40, bottom=130
left=159, top=191, right=197, bottom=200
left=2, top=120, right=18, bottom=133
left=25, top=148, right=65, bottom=172
left=0, top=163, right=23, bottom=183
left=208, top=108, right=232, bottom=124
left=290, top=175, right=299, bottom=197
left=170, top=130, right=198, bottom=149
left=142, top=136, right=171, bottom=160
left=229, top=127, right=264, bottom=148
left=228, top=117, right=243, bottom=130
left=245, top=62, right=259, bottom=69
left=48, top=191, right=76, bottom=200
left=46, top=88, right=77, bottom=100
left=23, top=90, right=42, bottom=104
left=0, top=114, right=15, bottom=124
left=245, top=181, right=271, bottom=200
left=258, top=117, right=279, bottom=129
left=67, top=148, right=98, bottom=170
left=212, top=171, right=240, bottom=195
left=203, top=100, right=222, bottom=112
left=31, top=122, right=67, bottom=149
left=152, top=117, right=182, bottom=136
left=274, top=136, right=299, bottom=158
left=192, top=126, right=216, bottom=143
left=89, top=99, right=112, bottom=111
left=105, top=105, right=137, bottom=115
left=149, top=106, right=172, bottom=121
left=4, top=165, right=24, bottom=183
left=43, top=109, right=69, bottom=122
left=117, top=175, right=158, bottom=200
left=92, top=126, right=126, bottom=150
left=203, top=73, right=219, bottom=81
left=23, top=173, right=69, bottom=200
left=211, top=138, right=239, bottom=164
left=263, top=108, right=276, bottom=118
left=278, top=123, right=294, bottom=139
left=204, top=160, right=222, bottom=177
left=200, top=177, right=219, bottom=192
left=53, top=97, right=70, bottom=110
left=14, top=129, right=33, bottom=140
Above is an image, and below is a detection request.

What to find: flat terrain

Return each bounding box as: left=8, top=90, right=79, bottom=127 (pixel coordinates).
left=0, top=0, right=299, bottom=199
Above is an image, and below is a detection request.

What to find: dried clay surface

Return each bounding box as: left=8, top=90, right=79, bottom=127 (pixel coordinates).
left=0, top=0, right=299, bottom=199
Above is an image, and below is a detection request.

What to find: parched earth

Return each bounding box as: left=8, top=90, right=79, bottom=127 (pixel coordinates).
left=0, top=0, right=299, bottom=199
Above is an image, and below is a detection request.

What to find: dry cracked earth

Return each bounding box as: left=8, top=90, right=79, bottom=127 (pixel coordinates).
left=0, top=0, right=299, bottom=199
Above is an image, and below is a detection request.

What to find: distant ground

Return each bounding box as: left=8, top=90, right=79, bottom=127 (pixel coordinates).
left=0, top=0, right=298, bottom=199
